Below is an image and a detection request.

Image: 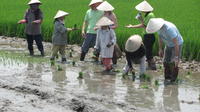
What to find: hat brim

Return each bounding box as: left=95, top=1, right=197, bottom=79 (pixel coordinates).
left=54, top=14, right=69, bottom=19
left=146, top=19, right=165, bottom=33
left=89, top=2, right=102, bottom=6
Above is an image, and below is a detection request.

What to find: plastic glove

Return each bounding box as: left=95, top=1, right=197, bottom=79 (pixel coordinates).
left=123, top=64, right=132, bottom=75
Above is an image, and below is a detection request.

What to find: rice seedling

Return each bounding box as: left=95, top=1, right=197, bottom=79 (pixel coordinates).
left=78, top=72, right=83, bottom=79
left=50, top=60, right=55, bottom=66
left=57, top=65, right=63, bottom=71
left=72, top=60, right=76, bottom=66
left=154, top=80, right=159, bottom=86
left=141, top=85, right=149, bottom=89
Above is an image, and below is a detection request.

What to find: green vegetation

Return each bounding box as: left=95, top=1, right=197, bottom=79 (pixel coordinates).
left=78, top=72, right=83, bottom=79
left=57, top=65, right=63, bottom=71
left=0, top=50, right=48, bottom=64
left=1, top=0, right=200, bottom=60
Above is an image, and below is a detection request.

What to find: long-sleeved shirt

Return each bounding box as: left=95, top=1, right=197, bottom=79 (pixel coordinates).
left=24, top=9, right=43, bottom=35
left=52, top=20, right=67, bottom=45
left=95, top=28, right=116, bottom=58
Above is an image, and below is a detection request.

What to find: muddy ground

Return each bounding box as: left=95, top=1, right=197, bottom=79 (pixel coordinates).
left=0, top=36, right=199, bottom=112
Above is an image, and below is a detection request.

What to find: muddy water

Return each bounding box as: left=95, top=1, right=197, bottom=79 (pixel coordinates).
left=0, top=36, right=200, bottom=112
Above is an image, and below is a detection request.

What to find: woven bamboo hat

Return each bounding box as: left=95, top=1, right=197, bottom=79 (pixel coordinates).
left=135, top=0, right=153, bottom=12
left=146, top=18, right=165, bottom=33
left=97, top=1, right=114, bottom=11
left=125, top=35, right=142, bottom=52
left=54, top=10, right=69, bottom=19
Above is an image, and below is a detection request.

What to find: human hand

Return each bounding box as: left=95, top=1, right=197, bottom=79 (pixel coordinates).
left=94, top=27, right=98, bottom=31
left=174, top=56, right=179, bottom=67
left=18, top=19, right=26, bottom=24
left=159, top=49, right=164, bottom=57
left=32, top=20, right=41, bottom=24
left=123, top=65, right=132, bottom=75
left=106, top=43, right=113, bottom=48
left=125, top=24, right=133, bottom=28
left=81, top=31, right=86, bottom=38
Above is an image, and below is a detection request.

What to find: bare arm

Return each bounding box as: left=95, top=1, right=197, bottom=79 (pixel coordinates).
left=82, top=21, right=88, bottom=37
left=158, top=37, right=164, bottom=57
left=125, top=23, right=145, bottom=29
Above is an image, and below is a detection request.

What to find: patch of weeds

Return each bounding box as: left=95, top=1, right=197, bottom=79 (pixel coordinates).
left=187, top=71, right=191, bottom=75
left=57, top=65, right=63, bottom=71
left=72, top=60, right=76, bottom=66
left=159, top=65, right=162, bottom=69
left=140, top=74, right=151, bottom=82
left=113, top=69, right=121, bottom=73
left=154, top=80, right=159, bottom=86
left=78, top=72, right=83, bottom=79
left=50, top=60, right=55, bottom=66
left=141, top=85, right=149, bottom=89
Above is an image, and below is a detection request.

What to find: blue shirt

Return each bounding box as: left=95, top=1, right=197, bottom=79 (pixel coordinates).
left=158, top=21, right=183, bottom=47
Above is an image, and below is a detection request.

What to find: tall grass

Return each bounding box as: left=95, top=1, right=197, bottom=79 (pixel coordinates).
left=0, top=0, right=200, bottom=60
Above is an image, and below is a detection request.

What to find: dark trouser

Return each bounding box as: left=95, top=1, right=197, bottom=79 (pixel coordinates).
left=81, top=33, right=98, bottom=61
left=143, top=34, right=155, bottom=61
left=112, top=44, right=122, bottom=64
left=81, top=33, right=97, bottom=53
left=26, top=34, right=44, bottom=54
left=163, top=45, right=182, bottom=82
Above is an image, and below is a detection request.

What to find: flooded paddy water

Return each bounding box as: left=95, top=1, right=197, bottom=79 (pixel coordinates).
left=0, top=36, right=199, bottom=112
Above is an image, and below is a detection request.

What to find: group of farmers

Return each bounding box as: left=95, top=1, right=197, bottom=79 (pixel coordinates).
left=18, top=0, right=183, bottom=83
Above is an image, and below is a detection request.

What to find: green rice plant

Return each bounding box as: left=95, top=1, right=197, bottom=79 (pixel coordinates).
left=57, top=65, right=63, bottom=71
left=141, top=85, right=149, bottom=89
left=72, top=60, right=76, bottom=66
left=78, top=72, right=83, bottom=79
left=50, top=60, right=55, bottom=66
left=154, top=80, right=159, bottom=86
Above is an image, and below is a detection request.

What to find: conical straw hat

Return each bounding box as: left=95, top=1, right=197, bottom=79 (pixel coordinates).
left=28, top=0, right=42, bottom=5
left=89, top=0, right=103, bottom=6
left=54, top=10, right=69, bottom=19
left=146, top=18, right=165, bottom=33
left=125, top=35, right=142, bottom=52
left=97, top=1, right=114, bottom=11
left=135, top=0, right=153, bottom=12
left=96, top=16, right=114, bottom=26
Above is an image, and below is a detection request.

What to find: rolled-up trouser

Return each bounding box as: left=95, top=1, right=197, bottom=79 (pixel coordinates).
left=26, top=34, right=44, bottom=52
left=112, top=44, right=122, bottom=64
left=51, top=45, right=66, bottom=59
left=123, top=56, right=146, bottom=75
left=102, top=58, right=112, bottom=70
left=163, top=45, right=182, bottom=63
left=81, top=33, right=97, bottom=54
left=163, top=45, right=182, bottom=81
left=143, top=34, right=155, bottom=61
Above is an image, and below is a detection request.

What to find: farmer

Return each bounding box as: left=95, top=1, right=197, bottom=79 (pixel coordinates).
left=125, top=0, right=156, bottom=70
left=146, top=18, right=183, bottom=82
left=80, top=0, right=104, bottom=61
left=95, top=17, right=116, bottom=72
left=18, top=0, right=44, bottom=56
left=123, top=35, right=146, bottom=76
left=50, top=10, right=74, bottom=63
left=96, top=1, right=122, bottom=65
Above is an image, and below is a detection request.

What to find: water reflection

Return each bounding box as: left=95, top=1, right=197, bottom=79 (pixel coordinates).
left=163, top=85, right=180, bottom=112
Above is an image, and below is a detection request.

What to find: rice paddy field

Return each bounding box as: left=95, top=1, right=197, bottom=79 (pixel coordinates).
left=0, top=0, right=199, bottom=60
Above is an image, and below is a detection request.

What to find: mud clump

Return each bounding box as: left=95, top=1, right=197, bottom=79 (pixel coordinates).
left=0, top=83, right=50, bottom=100
left=69, top=98, right=92, bottom=112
